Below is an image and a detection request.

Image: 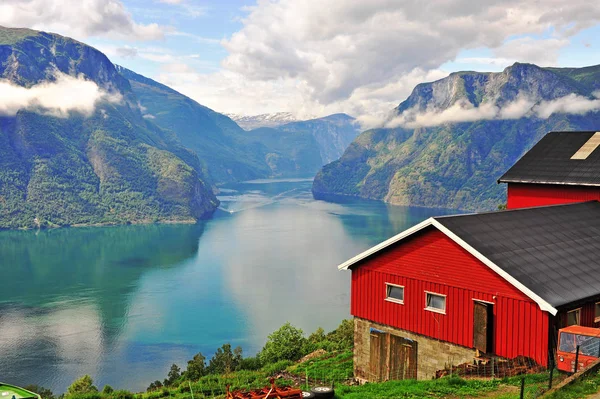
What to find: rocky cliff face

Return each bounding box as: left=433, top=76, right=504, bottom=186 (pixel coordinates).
left=313, top=63, right=600, bottom=211
left=278, top=114, right=360, bottom=164
left=0, top=26, right=218, bottom=229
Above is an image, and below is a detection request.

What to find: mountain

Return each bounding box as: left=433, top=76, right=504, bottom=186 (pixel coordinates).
left=277, top=114, right=361, bottom=164
left=313, top=63, right=600, bottom=211
left=0, top=26, right=218, bottom=229
left=227, top=112, right=301, bottom=130
left=117, top=67, right=325, bottom=180
left=228, top=112, right=360, bottom=164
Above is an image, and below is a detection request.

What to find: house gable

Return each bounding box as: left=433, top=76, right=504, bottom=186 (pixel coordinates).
left=344, top=218, right=558, bottom=315
left=351, top=227, right=550, bottom=364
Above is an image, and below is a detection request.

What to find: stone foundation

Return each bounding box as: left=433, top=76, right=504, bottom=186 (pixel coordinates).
left=354, top=317, right=477, bottom=381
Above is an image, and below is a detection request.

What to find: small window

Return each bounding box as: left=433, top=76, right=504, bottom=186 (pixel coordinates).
left=595, top=303, right=600, bottom=323
left=567, top=308, right=581, bottom=326
left=385, top=283, right=404, bottom=304
left=425, top=292, right=446, bottom=314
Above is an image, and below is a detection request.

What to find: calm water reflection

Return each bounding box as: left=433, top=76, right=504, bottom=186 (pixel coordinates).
left=0, top=179, right=457, bottom=392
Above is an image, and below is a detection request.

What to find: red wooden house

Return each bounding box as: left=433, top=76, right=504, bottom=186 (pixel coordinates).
left=499, top=131, right=600, bottom=209
left=341, top=131, right=600, bottom=382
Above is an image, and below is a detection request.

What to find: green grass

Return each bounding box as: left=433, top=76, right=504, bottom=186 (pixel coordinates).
left=333, top=376, right=503, bottom=399
left=288, top=351, right=354, bottom=386
left=0, top=26, right=39, bottom=45
left=545, top=370, right=600, bottom=399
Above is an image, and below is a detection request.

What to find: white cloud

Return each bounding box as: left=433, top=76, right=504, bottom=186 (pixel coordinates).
left=221, top=0, right=600, bottom=107
left=385, top=94, right=600, bottom=129
left=0, top=0, right=164, bottom=41
left=493, top=37, right=570, bottom=66
left=115, top=46, right=139, bottom=58
left=0, top=73, right=122, bottom=117
left=535, top=94, right=600, bottom=118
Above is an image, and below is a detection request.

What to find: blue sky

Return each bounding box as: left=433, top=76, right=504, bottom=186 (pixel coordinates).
left=1, top=0, right=600, bottom=121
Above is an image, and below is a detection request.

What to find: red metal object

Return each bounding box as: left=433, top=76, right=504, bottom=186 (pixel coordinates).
left=556, top=326, right=600, bottom=373
left=350, top=227, right=550, bottom=366
left=506, top=183, right=600, bottom=209
left=225, top=379, right=303, bottom=399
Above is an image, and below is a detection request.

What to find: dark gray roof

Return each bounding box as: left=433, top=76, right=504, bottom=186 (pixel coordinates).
left=499, top=131, right=600, bottom=186
left=434, top=201, right=600, bottom=308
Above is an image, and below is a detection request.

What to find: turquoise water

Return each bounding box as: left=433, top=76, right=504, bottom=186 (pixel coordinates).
left=0, top=179, right=457, bottom=393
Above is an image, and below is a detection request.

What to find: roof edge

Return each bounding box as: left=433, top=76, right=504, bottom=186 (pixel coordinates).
left=338, top=218, right=435, bottom=270
left=337, top=217, right=558, bottom=316
left=431, top=220, right=557, bottom=316
left=498, top=179, right=600, bottom=187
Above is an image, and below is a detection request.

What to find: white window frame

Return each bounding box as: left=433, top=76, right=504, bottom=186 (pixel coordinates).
left=425, top=291, right=446, bottom=315
left=384, top=283, right=405, bottom=305
left=567, top=308, right=582, bottom=326
left=595, top=302, right=600, bottom=323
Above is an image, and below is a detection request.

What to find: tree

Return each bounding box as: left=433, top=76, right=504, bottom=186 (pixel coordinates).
left=102, top=386, right=114, bottom=395
left=66, top=375, right=98, bottom=397
left=163, top=364, right=181, bottom=386
left=185, top=352, right=207, bottom=380
left=146, top=381, right=163, bottom=392
left=207, top=344, right=242, bottom=374
left=327, top=319, right=354, bottom=350
left=307, top=327, right=326, bottom=344
left=259, top=323, right=306, bottom=364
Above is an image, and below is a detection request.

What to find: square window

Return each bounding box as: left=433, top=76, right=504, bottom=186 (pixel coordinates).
left=567, top=308, right=581, bottom=326
left=385, top=284, right=404, bottom=304
left=595, top=303, right=600, bottom=323
left=425, top=292, right=446, bottom=314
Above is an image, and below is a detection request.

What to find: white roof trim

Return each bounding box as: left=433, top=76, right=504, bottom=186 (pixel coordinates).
left=338, top=218, right=558, bottom=316
left=338, top=218, right=434, bottom=271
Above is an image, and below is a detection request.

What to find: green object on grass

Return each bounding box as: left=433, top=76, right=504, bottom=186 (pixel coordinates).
left=0, top=384, right=42, bottom=399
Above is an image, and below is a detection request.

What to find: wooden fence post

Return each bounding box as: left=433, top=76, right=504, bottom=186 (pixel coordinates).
left=520, top=377, right=525, bottom=399
left=574, top=345, right=581, bottom=374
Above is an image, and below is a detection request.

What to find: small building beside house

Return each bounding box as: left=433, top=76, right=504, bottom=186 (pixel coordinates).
left=341, top=131, right=600, bottom=383
left=499, top=131, right=600, bottom=209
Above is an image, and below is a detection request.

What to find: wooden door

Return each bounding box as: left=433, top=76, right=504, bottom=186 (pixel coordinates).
left=388, top=334, right=417, bottom=380
left=369, top=330, right=387, bottom=382
left=474, top=301, right=493, bottom=353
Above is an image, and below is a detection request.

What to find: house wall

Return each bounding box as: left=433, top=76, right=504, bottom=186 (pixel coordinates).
left=507, top=183, right=600, bottom=209
left=354, top=317, right=477, bottom=381
left=556, top=300, right=600, bottom=329
left=351, top=228, right=551, bottom=368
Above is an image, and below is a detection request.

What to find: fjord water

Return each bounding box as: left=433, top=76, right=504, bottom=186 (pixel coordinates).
left=0, top=179, right=457, bottom=393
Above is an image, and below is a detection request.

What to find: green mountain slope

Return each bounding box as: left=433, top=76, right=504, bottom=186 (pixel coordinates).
left=0, top=26, right=218, bottom=229
left=313, top=63, right=600, bottom=211
left=116, top=66, right=326, bottom=181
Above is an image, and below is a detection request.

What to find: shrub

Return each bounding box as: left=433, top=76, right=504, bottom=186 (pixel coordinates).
left=259, top=323, right=306, bottom=364
left=112, top=390, right=133, bottom=399
left=238, top=356, right=262, bottom=371
left=326, top=319, right=354, bottom=350
left=66, top=376, right=98, bottom=398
